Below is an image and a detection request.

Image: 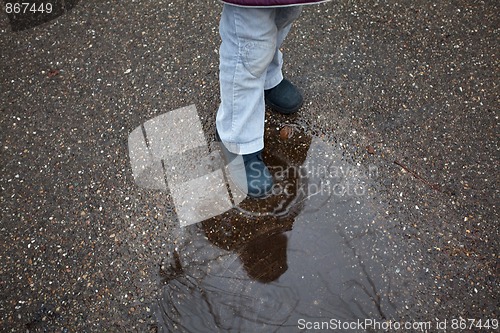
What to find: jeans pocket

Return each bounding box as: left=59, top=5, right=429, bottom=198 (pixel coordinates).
left=242, top=41, right=276, bottom=78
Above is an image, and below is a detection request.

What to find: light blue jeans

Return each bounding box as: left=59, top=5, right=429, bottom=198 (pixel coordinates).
left=216, top=4, right=302, bottom=155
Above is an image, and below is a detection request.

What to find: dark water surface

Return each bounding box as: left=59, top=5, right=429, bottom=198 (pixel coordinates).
left=149, top=116, right=400, bottom=332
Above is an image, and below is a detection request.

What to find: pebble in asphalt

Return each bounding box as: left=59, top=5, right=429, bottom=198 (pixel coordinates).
left=1, top=0, right=498, bottom=331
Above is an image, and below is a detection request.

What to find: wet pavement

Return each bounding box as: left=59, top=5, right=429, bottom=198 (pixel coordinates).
left=1, top=0, right=498, bottom=332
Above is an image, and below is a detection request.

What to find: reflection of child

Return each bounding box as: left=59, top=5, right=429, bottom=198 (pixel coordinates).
left=216, top=1, right=325, bottom=198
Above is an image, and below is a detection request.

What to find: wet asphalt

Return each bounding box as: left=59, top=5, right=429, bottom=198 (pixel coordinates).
left=1, top=0, right=498, bottom=332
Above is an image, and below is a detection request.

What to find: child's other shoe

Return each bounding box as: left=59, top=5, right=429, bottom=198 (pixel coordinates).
left=265, top=78, right=303, bottom=114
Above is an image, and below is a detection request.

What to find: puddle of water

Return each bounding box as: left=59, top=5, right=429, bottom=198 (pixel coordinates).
left=149, top=114, right=398, bottom=332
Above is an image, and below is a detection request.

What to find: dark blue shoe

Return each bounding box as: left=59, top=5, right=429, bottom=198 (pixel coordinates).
left=265, top=78, right=303, bottom=114
left=215, top=131, right=273, bottom=198
left=241, top=150, right=273, bottom=198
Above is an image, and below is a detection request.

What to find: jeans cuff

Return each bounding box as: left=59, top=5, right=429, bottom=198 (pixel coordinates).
left=264, top=70, right=284, bottom=90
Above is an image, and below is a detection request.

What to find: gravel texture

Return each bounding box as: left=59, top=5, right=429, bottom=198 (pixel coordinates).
left=1, top=0, right=498, bottom=332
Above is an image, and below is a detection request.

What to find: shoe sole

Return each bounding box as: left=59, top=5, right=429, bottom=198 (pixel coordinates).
left=265, top=97, right=303, bottom=115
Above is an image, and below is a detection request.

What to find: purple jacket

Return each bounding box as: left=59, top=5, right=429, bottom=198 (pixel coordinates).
left=221, top=0, right=328, bottom=7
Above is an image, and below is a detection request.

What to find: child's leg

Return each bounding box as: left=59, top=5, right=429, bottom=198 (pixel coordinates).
left=265, top=6, right=302, bottom=91
left=216, top=5, right=278, bottom=155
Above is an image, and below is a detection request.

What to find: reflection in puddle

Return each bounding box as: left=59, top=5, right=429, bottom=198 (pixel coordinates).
left=151, top=115, right=396, bottom=332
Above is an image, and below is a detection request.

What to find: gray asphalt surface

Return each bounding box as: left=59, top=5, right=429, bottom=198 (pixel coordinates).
left=1, top=0, right=498, bottom=331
